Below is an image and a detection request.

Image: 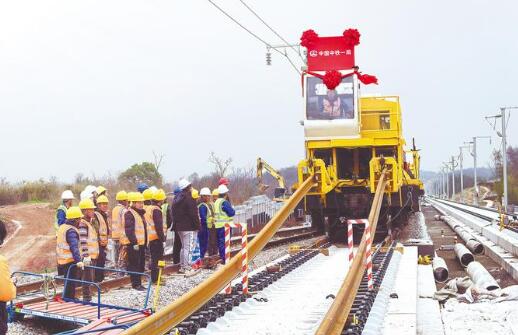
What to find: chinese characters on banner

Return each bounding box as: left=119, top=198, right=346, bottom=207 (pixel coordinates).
left=306, top=36, right=355, bottom=71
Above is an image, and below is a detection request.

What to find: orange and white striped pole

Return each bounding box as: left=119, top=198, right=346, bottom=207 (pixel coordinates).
left=347, top=219, right=373, bottom=290
left=224, top=222, right=249, bottom=295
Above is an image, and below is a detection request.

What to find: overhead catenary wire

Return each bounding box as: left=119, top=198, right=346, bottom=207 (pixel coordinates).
left=238, top=0, right=304, bottom=61
left=206, top=0, right=301, bottom=74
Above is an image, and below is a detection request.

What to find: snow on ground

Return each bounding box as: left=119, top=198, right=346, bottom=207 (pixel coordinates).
left=441, top=299, right=518, bottom=335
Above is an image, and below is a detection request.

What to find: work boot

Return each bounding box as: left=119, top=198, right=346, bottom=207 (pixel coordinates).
left=133, top=285, right=147, bottom=292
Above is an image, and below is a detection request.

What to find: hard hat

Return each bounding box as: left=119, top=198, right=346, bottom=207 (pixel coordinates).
left=115, top=191, right=128, bottom=201
left=96, top=186, right=107, bottom=195
left=80, top=190, right=93, bottom=200
left=218, top=177, right=229, bottom=186
left=79, top=198, right=96, bottom=210
left=128, top=192, right=145, bottom=202
left=174, top=187, right=182, bottom=195
left=96, top=195, right=109, bottom=204
left=149, top=186, right=158, bottom=193
left=200, top=187, right=211, bottom=196
left=84, top=185, right=97, bottom=195
left=61, top=190, right=75, bottom=200
left=153, top=189, right=167, bottom=201
left=178, top=179, right=191, bottom=190
left=217, top=184, right=229, bottom=195
left=212, top=189, right=219, bottom=196
left=66, top=206, right=83, bottom=220
left=191, top=188, right=199, bottom=199
left=142, top=188, right=154, bottom=201
left=137, top=183, right=149, bottom=193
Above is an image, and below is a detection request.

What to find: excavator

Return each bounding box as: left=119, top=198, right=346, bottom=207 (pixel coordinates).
left=256, top=157, right=289, bottom=202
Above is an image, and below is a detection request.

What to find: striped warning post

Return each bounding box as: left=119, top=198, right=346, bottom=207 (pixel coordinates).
left=224, top=222, right=249, bottom=295
left=346, top=219, right=373, bottom=290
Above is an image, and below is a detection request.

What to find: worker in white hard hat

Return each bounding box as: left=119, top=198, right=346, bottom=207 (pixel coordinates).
left=213, top=184, right=235, bottom=263
left=197, top=187, right=214, bottom=260
left=171, top=179, right=200, bottom=274
left=55, top=190, right=75, bottom=233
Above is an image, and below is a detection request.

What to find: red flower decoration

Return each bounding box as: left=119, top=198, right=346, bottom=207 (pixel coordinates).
left=343, top=28, right=361, bottom=47
left=357, top=73, right=378, bottom=85
left=300, top=29, right=319, bottom=48
left=323, top=70, right=343, bottom=90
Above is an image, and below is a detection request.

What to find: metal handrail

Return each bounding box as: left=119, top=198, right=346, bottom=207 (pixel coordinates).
left=316, top=170, right=388, bottom=335
left=120, top=174, right=316, bottom=335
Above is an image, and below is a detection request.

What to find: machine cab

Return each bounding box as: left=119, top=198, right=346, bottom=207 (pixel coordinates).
left=304, top=72, right=360, bottom=140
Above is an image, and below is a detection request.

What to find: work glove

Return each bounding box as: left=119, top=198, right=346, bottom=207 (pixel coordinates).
left=83, top=256, right=92, bottom=266
left=133, top=244, right=139, bottom=251
left=77, top=262, right=85, bottom=270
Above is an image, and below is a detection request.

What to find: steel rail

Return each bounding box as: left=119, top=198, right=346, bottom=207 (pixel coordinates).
left=316, top=170, right=387, bottom=335
left=120, top=175, right=316, bottom=335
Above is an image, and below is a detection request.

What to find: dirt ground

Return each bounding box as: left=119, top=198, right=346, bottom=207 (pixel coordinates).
left=0, top=203, right=56, bottom=272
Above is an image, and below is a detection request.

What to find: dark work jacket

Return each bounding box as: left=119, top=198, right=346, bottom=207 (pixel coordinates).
left=171, top=189, right=200, bottom=231
left=124, top=207, right=148, bottom=246
left=152, top=206, right=166, bottom=242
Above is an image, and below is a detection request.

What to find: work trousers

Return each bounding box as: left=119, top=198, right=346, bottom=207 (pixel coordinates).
left=198, top=225, right=209, bottom=258
left=0, top=302, right=7, bottom=335
left=95, top=246, right=106, bottom=283
left=178, top=231, right=196, bottom=269
left=149, top=239, right=164, bottom=283
left=208, top=227, right=218, bottom=256
left=117, top=245, right=128, bottom=273
left=58, top=262, right=79, bottom=299
left=172, top=230, right=182, bottom=265
left=112, top=239, right=120, bottom=267
left=81, top=259, right=97, bottom=301
left=216, top=227, right=226, bottom=263
left=127, top=245, right=145, bottom=288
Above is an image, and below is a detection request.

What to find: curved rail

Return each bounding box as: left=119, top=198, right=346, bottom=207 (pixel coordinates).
left=121, top=175, right=316, bottom=335
left=316, top=170, right=387, bottom=335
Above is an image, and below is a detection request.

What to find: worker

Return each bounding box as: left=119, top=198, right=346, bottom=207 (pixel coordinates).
left=78, top=199, right=99, bottom=302
left=145, top=189, right=167, bottom=284
left=207, top=189, right=219, bottom=256
left=122, top=192, right=147, bottom=291
left=0, top=219, right=16, bottom=335
left=218, top=177, right=229, bottom=186
left=171, top=186, right=182, bottom=265
left=55, top=207, right=85, bottom=300
left=172, top=179, right=200, bottom=274
left=198, top=187, right=214, bottom=259
left=213, top=184, right=235, bottom=263
left=55, top=190, right=75, bottom=233
left=93, top=195, right=110, bottom=282
left=143, top=188, right=154, bottom=207
left=112, top=191, right=128, bottom=270
left=137, top=183, right=149, bottom=194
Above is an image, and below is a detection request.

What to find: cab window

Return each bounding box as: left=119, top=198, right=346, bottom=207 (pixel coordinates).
left=306, top=76, right=354, bottom=120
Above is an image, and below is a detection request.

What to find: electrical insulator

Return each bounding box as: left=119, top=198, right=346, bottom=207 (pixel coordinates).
left=266, top=52, right=272, bottom=66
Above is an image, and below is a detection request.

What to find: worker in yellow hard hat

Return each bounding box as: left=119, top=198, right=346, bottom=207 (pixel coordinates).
left=112, top=191, right=128, bottom=270
left=78, top=199, right=99, bottom=301
left=93, top=195, right=110, bottom=282
left=145, top=189, right=167, bottom=284
left=55, top=206, right=84, bottom=299
left=122, top=192, right=147, bottom=291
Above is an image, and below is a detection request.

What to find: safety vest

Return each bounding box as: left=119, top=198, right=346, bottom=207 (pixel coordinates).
left=121, top=208, right=146, bottom=246
left=145, top=205, right=166, bottom=243
left=111, top=204, right=126, bottom=240
left=54, top=204, right=68, bottom=232
left=56, top=224, right=80, bottom=265
left=198, top=202, right=215, bottom=229
left=161, top=203, right=168, bottom=230
left=213, top=198, right=233, bottom=229
left=94, top=211, right=110, bottom=247
left=80, top=219, right=99, bottom=259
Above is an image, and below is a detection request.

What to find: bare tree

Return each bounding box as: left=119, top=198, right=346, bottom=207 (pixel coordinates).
left=208, top=151, right=233, bottom=177
left=152, top=150, right=165, bottom=172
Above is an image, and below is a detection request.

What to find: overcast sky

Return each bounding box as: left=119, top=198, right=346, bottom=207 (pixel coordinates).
left=1, top=0, right=517, bottom=183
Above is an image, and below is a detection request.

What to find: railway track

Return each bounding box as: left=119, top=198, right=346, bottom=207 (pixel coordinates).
left=14, top=227, right=318, bottom=302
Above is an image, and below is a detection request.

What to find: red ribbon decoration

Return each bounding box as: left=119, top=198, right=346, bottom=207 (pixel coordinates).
left=303, top=70, right=378, bottom=91
left=343, top=29, right=361, bottom=47
left=300, top=29, right=319, bottom=48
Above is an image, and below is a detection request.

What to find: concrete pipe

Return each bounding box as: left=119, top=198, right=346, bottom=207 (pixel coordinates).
left=454, top=243, right=474, bottom=267
left=442, top=216, right=484, bottom=255
left=432, top=255, right=449, bottom=283
left=467, top=261, right=500, bottom=291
